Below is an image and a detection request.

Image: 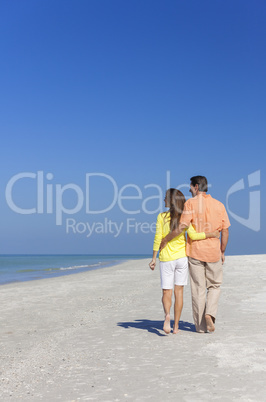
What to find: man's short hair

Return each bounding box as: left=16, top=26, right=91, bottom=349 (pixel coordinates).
left=190, top=176, right=208, bottom=192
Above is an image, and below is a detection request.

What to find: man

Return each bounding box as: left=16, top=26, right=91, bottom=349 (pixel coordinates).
left=160, top=176, right=230, bottom=333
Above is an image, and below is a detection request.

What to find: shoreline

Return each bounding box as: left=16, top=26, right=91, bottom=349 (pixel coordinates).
left=1, top=255, right=266, bottom=401
left=1, top=252, right=265, bottom=287
left=0, top=254, right=150, bottom=286
left=0, top=259, right=124, bottom=287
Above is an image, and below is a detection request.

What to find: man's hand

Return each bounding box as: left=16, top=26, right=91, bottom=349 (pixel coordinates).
left=149, top=259, right=156, bottom=270
left=159, top=237, right=168, bottom=251
left=206, top=230, right=220, bottom=239
left=221, top=228, right=229, bottom=265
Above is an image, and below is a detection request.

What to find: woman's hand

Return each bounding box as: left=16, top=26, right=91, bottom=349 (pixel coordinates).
left=149, top=259, right=156, bottom=270
left=206, top=230, right=220, bottom=239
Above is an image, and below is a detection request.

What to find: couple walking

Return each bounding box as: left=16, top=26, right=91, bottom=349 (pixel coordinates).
left=149, top=175, right=230, bottom=334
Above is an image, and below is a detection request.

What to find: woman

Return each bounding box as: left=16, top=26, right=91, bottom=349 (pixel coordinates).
left=149, top=188, right=219, bottom=334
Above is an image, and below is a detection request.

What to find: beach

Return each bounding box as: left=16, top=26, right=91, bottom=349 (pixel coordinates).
left=0, top=255, right=266, bottom=401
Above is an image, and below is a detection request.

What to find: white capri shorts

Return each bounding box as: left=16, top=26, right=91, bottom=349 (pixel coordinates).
left=160, top=257, right=188, bottom=289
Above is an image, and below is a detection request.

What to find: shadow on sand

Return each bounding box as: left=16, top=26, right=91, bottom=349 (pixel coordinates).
left=117, top=319, right=196, bottom=336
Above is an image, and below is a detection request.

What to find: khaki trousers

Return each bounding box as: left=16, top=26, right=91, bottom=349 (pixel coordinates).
left=188, top=257, right=223, bottom=333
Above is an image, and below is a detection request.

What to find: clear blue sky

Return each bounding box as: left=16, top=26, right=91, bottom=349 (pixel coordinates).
left=0, top=0, right=265, bottom=255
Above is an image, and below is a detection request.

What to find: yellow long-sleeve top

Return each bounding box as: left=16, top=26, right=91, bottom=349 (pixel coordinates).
left=153, top=212, right=206, bottom=262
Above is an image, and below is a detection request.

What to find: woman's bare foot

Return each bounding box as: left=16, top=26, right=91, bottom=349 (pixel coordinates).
left=172, top=326, right=180, bottom=334
left=163, top=314, right=171, bottom=334
left=205, top=314, right=215, bottom=332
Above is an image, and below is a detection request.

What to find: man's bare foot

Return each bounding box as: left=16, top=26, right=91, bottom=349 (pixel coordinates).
left=173, top=326, right=180, bottom=334
left=163, top=314, right=171, bottom=334
left=205, top=314, right=215, bottom=332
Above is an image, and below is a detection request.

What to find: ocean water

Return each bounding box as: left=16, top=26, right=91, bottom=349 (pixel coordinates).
left=0, top=255, right=149, bottom=285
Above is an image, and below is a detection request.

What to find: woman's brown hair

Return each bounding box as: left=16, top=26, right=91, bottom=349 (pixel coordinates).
left=163, top=188, right=186, bottom=231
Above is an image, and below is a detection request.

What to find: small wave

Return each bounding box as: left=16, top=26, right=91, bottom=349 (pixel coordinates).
left=44, top=268, right=60, bottom=272
left=11, top=261, right=111, bottom=280
left=59, top=263, right=102, bottom=271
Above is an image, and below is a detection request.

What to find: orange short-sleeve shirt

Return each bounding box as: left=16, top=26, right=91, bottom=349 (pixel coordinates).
left=180, top=193, right=230, bottom=262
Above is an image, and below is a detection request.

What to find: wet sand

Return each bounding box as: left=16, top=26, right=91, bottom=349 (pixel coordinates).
left=0, top=255, right=266, bottom=401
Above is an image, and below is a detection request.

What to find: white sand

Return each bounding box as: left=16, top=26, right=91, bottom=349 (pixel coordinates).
left=0, top=255, right=266, bottom=401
